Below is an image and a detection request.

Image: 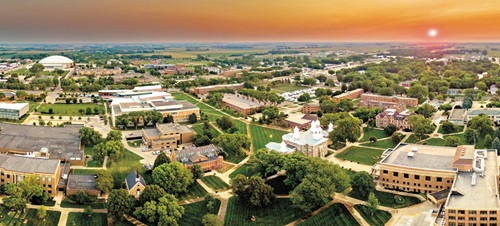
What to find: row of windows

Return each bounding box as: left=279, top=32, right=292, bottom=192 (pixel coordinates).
left=449, top=216, right=497, bottom=221
left=449, top=223, right=498, bottom=226
left=449, top=210, right=497, bottom=215
left=383, top=171, right=449, bottom=182
left=380, top=183, right=435, bottom=193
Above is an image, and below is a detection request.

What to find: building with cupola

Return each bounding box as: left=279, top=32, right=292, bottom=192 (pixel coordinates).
left=266, top=120, right=332, bottom=158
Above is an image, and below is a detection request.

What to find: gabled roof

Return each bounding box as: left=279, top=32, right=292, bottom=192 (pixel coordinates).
left=125, top=170, right=146, bottom=191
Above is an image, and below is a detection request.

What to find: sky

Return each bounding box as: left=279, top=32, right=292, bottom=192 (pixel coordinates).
left=1, top=0, right=500, bottom=43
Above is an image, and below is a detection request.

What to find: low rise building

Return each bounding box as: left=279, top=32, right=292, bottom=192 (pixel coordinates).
left=193, top=83, right=244, bottom=95
left=332, top=88, right=364, bottom=103
left=302, top=103, right=320, bottom=114
left=220, top=94, right=265, bottom=115
left=76, top=67, right=122, bottom=76
left=0, top=154, right=60, bottom=196
left=66, top=174, right=101, bottom=196
left=125, top=170, right=146, bottom=198
left=285, top=114, right=318, bottom=130
left=142, top=123, right=194, bottom=151
left=375, top=109, right=413, bottom=130
left=360, top=93, right=418, bottom=108
left=466, top=108, right=500, bottom=124
left=169, top=144, right=223, bottom=171
left=448, top=108, right=467, bottom=125
left=266, top=120, right=332, bottom=158
left=0, top=102, right=29, bottom=120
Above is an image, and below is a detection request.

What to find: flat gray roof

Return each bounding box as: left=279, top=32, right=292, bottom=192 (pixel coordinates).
left=0, top=154, right=59, bottom=174
left=67, top=174, right=99, bottom=191
left=449, top=108, right=466, bottom=120
left=468, top=108, right=500, bottom=116
left=381, top=143, right=457, bottom=171
left=0, top=123, right=83, bottom=161
left=446, top=150, right=500, bottom=209
left=222, top=94, right=264, bottom=109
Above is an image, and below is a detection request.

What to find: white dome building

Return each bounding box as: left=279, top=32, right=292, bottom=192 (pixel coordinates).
left=38, top=55, right=74, bottom=69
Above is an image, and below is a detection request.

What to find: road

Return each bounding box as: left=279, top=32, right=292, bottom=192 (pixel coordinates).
left=46, top=68, right=73, bottom=103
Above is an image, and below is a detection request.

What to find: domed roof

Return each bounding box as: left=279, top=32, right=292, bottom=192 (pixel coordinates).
left=39, top=55, right=74, bottom=64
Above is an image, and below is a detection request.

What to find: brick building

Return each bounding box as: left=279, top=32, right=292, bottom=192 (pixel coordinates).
left=142, top=123, right=194, bottom=151
left=375, top=109, right=413, bottom=130
left=360, top=93, right=418, bottom=109
left=302, top=103, right=320, bottom=114
left=193, top=83, right=244, bottom=95
left=169, top=144, right=224, bottom=171
left=220, top=94, right=265, bottom=115
left=332, top=88, right=364, bottom=103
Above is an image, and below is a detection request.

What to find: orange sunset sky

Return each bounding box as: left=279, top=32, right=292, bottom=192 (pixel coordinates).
left=1, top=0, right=500, bottom=43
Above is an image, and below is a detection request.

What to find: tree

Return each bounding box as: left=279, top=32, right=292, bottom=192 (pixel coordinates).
left=415, top=103, right=437, bottom=118
left=464, top=129, right=479, bottom=144
left=188, top=113, right=198, bottom=124
left=495, top=128, right=500, bottom=139
left=191, top=164, right=204, bottom=180
left=134, top=194, right=184, bottom=225
left=351, top=172, right=375, bottom=199
left=107, top=189, right=135, bottom=221
left=468, top=114, right=494, bottom=135
left=106, top=130, right=122, bottom=142
left=37, top=205, right=47, bottom=219
left=369, top=136, right=377, bottom=142
left=366, top=192, right=379, bottom=216
left=408, top=115, right=435, bottom=140
left=493, top=138, right=500, bottom=153
left=16, top=90, right=28, bottom=99
left=391, top=132, right=404, bottom=143
left=153, top=152, right=171, bottom=168
left=329, top=116, right=362, bottom=146
left=485, top=134, right=493, bottom=149
left=3, top=174, right=44, bottom=212
left=202, top=214, right=223, bottom=226
left=139, top=185, right=167, bottom=205
left=48, top=108, right=54, bottom=114
left=163, top=115, right=174, bottom=123
left=442, top=122, right=457, bottom=134
left=297, top=93, right=311, bottom=102
left=384, top=124, right=397, bottom=136
left=216, top=116, right=235, bottom=131
left=407, top=84, right=428, bottom=101
left=212, top=134, right=251, bottom=159
left=439, top=104, right=452, bottom=112
left=231, top=175, right=275, bottom=208
left=94, top=107, right=100, bottom=114
left=96, top=170, right=114, bottom=193
left=444, top=136, right=461, bottom=147
left=79, top=127, right=102, bottom=146
left=84, top=206, right=93, bottom=217
left=152, top=162, right=194, bottom=195
left=93, top=140, right=125, bottom=162
left=85, top=107, right=92, bottom=115
left=193, top=134, right=211, bottom=146
left=29, top=63, right=45, bottom=74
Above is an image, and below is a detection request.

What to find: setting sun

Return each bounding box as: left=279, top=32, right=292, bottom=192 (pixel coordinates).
left=428, top=29, right=438, bottom=38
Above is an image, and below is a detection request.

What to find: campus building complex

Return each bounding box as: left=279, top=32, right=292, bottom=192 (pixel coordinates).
left=76, top=67, right=122, bottom=76
left=266, top=120, right=332, bottom=158
left=332, top=88, right=364, bottom=103
left=466, top=108, right=500, bottom=124
left=0, top=102, right=29, bottom=120
left=142, top=123, right=194, bottom=151
left=193, top=83, right=244, bottom=95
left=359, top=93, right=418, bottom=110
left=302, top=103, right=320, bottom=114
left=375, top=109, right=413, bottom=130
left=221, top=94, right=265, bottom=115
left=168, top=144, right=224, bottom=171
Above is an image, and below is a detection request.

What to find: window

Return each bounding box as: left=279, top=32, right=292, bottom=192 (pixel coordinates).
left=491, top=211, right=497, bottom=215
left=437, top=177, right=442, bottom=182
left=414, top=175, right=420, bottom=180
left=383, top=170, right=388, bottom=174
left=480, top=217, right=487, bottom=221
left=491, top=217, right=497, bottom=222
left=469, top=217, right=476, bottom=221
left=404, top=173, right=409, bottom=178
left=470, top=211, right=477, bottom=215
left=393, top=172, right=399, bottom=177
left=458, top=210, right=465, bottom=214
left=449, top=216, right=456, bottom=220
left=425, top=176, right=431, bottom=181
left=458, top=217, right=465, bottom=221
left=480, top=211, right=488, bottom=215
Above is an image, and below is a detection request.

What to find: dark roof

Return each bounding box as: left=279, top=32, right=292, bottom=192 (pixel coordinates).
left=125, top=170, right=146, bottom=191
left=301, top=114, right=318, bottom=121
left=0, top=154, right=59, bottom=174
left=174, top=144, right=220, bottom=165
left=429, top=189, right=451, bottom=201
left=67, top=174, right=99, bottom=192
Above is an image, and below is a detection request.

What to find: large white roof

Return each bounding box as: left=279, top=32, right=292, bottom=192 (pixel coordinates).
left=39, top=55, right=74, bottom=64
left=0, top=102, right=28, bottom=110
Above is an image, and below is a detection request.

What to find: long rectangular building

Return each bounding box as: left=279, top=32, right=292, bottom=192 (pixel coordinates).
left=0, top=102, right=29, bottom=120
left=142, top=123, right=194, bottom=151
left=193, top=83, right=244, bottom=95
left=221, top=94, right=264, bottom=115
left=360, top=93, right=418, bottom=108
left=332, top=88, right=364, bottom=103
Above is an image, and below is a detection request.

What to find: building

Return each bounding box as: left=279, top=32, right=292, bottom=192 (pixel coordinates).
left=0, top=102, right=29, bottom=120
left=0, top=123, right=84, bottom=166
left=360, top=93, right=418, bottom=108
left=98, top=85, right=165, bottom=100
left=302, top=103, right=320, bottom=114
left=38, top=55, right=74, bottom=69
left=220, top=94, right=265, bottom=115
left=443, top=150, right=500, bottom=226
left=448, top=108, right=467, bottom=125
left=285, top=114, right=318, bottom=130
left=466, top=108, right=500, bottom=124
left=142, top=123, right=194, bottom=151
left=145, top=64, right=193, bottom=75
left=0, top=154, right=60, bottom=196
left=222, top=70, right=244, bottom=78
left=266, top=120, right=332, bottom=157
left=491, top=85, right=499, bottom=95
left=447, top=89, right=462, bottom=96
left=113, top=73, right=159, bottom=84
left=66, top=174, right=101, bottom=196
left=76, top=67, right=122, bottom=76
left=375, top=109, right=413, bottom=130
left=169, top=144, right=223, bottom=171
left=125, top=170, right=146, bottom=198
left=193, top=83, right=244, bottom=95
left=332, top=88, right=364, bottom=103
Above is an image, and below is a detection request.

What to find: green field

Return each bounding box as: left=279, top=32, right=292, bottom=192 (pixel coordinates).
left=234, top=120, right=248, bottom=135
left=200, top=176, right=230, bottom=191
left=360, top=128, right=389, bottom=142
left=38, top=103, right=104, bottom=116
left=177, top=182, right=209, bottom=201
left=405, top=134, right=428, bottom=144
left=178, top=199, right=221, bottom=226
left=60, top=198, right=107, bottom=209
left=420, top=138, right=446, bottom=146
left=354, top=204, right=392, bottom=226
left=438, top=125, right=465, bottom=134
left=271, top=84, right=306, bottom=93
left=224, top=198, right=307, bottom=226
left=249, top=125, right=289, bottom=151
left=191, top=123, right=221, bottom=137
left=171, top=92, right=199, bottom=104
left=349, top=190, right=421, bottom=209
left=0, top=207, right=61, bottom=226
left=360, top=139, right=398, bottom=149
left=229, top=164, right=257, bottom=179
left=66, top=212, right=107, bottom=226
left=300, top=203, right=359, bottom=226
left=335, top=146, right=384, bottom=166
left=265, top=176, right=293, bottom=195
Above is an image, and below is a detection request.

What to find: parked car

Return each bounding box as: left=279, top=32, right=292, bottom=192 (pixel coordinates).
left=141, top=147, right=150, bottom=152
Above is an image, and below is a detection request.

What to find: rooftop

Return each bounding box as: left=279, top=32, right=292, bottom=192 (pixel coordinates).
left=156, top=123, right=193, bottom=134
left=446, top=150, right=500, bottom=209
left=380, top=143, right=458, bottom=171
left=39, top=55, right=74, bottom=64
left=468, top=108, right=500, bottom=116
left=125, top=170, right=146, bottom=191
left=173, top=144, right=220, bottom=165
left=222, top=94, right=264, bottom=109
left=0, top=102, right=28, bottom=110
left=0, top=154, right=59, bottom=174
left=67, top=174, right=99, bottom=192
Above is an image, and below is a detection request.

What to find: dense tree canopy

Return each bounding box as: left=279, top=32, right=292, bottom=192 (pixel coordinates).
left=152, top=162, right=194, bottom=195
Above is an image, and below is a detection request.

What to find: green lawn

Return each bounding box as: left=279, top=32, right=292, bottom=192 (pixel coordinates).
left=229, top=164, right=258, bottom=179
left=300, top=203, right=359, bottom=226
left=38, top=103, right=104, bottom=116
left=354, top=204, right=392, bottom=226
left=178, top=199, right=221, bottom=226
left=335, top=146, right=384, bottom=166
left=172, top=92, right=199, bottom=105
left=420, top=138, right=446, bottom=146
left=177, top=181, right=209, bottom=201
left=66, top=212, right=107, bottom=226
left=272, top=84, right=305, bottom=93
left=0, top=206, right=61, bottom=226
left=360, top=139, right=398, bottom=149
left=438, top=125, right=465, bottom=134
left=191, top=123, right=221, bottom=137
left=348, top=190, right=421, bottom=209
left=405, top=134, right=428, bottom=144
left=60, top=198, right=107, bottom=209
left=360, top=128, right=389, bottom=142
left=234, top=120, right=248, bottom=135
left=249, top=125, right=288, bottom=151
left=225, top=197, right=307, bottom=226
left=127, top=140, right=142, bottom=148
left=200, top=176, right=230, bottom=191
left=265, top=176, right=293, bottom=195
